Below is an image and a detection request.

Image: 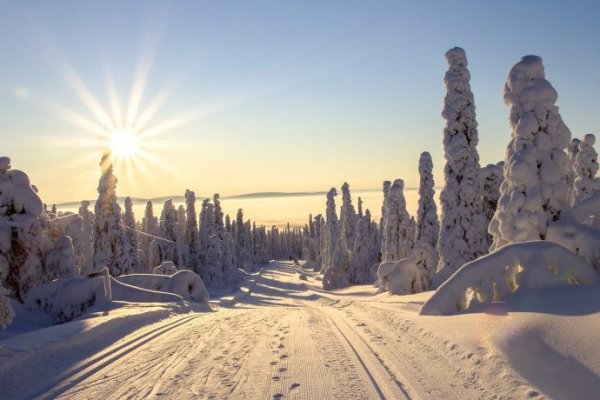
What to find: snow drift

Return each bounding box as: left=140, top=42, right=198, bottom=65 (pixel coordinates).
left=116, top=270, right=209, bottom=303
left=421, top=241, right=599, bottom=315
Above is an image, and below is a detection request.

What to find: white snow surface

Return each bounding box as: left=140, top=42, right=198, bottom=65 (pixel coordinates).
left=116, top=270, right=209, bottom=303
left=422, top=241, right=599, bottom=316
left=1, top=260, right=600, bottom=399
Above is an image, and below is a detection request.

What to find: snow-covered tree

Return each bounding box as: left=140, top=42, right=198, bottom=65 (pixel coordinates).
left=349, top=218, right=375, bottom=284
left=489, top=55, right=572, bottom=251
left=185, top=190, right=199, bottom=269
left=122, top=197, right=140, bottom=272
left=340, top=182, right=357, bottom=247
left=413, top=152, right=439, bottom=280
left=78, top=200, right=94, bottom=274
left=323, top=237, right=351, bottom=289
left=437, top=47, right=488, bottom=278
left=572, top=134, right=599, bottom=205
left=566, top=138, right=582, bottom=191
left=321, top=188, right=339, bottom=276
left=480, top=162, right=504, bottom=248
left=381, top=179, right=412, bottom=262
left=0, top=284, right=14, bottom=329
left=140, top=201, right=158, bottom=272
left=93, top=153, right=130, bottom=276
left=214, top=193, right=224, bottom=238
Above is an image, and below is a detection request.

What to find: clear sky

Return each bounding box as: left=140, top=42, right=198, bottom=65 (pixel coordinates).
left=1, top=0, right=599, bottom=204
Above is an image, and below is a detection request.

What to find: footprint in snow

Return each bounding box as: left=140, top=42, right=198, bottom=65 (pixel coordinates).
left=290, top=383, right=300, bottom=390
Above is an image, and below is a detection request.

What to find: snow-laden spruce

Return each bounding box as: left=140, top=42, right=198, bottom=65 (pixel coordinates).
left=413, top=152, right=439, bottom=280
left=93, top=153, right=130, bottom=276
left=140, top=201, right=158, bottom=272
left=566, top=137, right=582, bottom=192
left=572, top=133, right=599, bottom=206
left=381, top=179, right=412, bottom=263
left=123, top=197, right=140, bottom=273
left=184, top=190, right=199, bottom=270
left=78, top=200, right=94, bottom=274
left=480, top=162, right=504, bottom=248
left=340, top=182, right=357, bottom=247
left=489, top=55, right=572, bottom=250
left=320, top=188, right=339, bottom=277
left=437, top=47, right=488, bottom=280
left=349, top=218, right=375, bottom=284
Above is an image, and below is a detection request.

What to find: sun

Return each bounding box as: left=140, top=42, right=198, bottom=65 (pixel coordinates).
left=109, top=130, right=140, bottom=158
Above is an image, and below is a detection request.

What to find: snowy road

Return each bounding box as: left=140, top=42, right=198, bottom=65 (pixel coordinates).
left=4, top=261, right=541, bottom=399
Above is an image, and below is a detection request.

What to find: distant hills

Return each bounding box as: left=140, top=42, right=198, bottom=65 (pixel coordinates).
left=52, top=188, right=424, bottom=209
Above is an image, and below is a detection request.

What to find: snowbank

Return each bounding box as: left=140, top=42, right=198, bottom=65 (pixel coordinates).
left=110, top=278, right=185, bottom=305
left=421, top=241, right=599, bottom=315
left=153, top=260, right=178, bottom=275
left=116, top=270, right=209, bottom=303
left=377, top=257, right=428, bottom=295
left=25, top=272, right=111, bottom=323
left=547, top=191, right=600, bottom=269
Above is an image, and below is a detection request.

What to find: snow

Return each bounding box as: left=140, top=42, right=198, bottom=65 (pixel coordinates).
left=116, top=270, right=209, bottom=303
left=376, top=256, right=428, bottom=295
left=25, top=272, right=111, bottom=323
left=421, top=241, right=599, bottom=316
left=3, top=261, right=599, bottom=399
left=153, top=260, right=178, bottom=275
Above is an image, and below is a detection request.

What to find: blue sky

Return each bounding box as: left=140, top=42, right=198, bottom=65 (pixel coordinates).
left=1, top=0, right=599, bottom=203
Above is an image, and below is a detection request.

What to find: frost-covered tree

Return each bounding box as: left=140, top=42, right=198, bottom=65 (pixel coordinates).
left=414, top=152, right=440, bottom=279
left=349, top=218, right=375, bottom=284
left=0, top=284, right=14, bottom=329
left=566, top=138, right=582, bottom=191
left=357, top=197, right=363, bottom=218
left=381, top=179, right=412, bottom=262
left=140, top=201, right=158, bottom=271
left=122, top=197, right=140, bottom=272
left=340, top=182, right=357, bottom=247
left=437, top=47, right=488, bottom=278
left=490, top=55, right=572, bottom=251
left=572, top=133, right=599, bottom=205
left=78, top=200, right=94, bottom=274
left=214, top=193, right=224, bottom=238
left=323, top=238, right=351, bottom=289
left=185, top=190, right=199, bottom=269
left=321, top=188, right=339, bottom=276
left=93, top=153, right=130, bottom=276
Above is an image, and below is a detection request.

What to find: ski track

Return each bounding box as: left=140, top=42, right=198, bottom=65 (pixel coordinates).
left=2, top=261, right=543, bottom=399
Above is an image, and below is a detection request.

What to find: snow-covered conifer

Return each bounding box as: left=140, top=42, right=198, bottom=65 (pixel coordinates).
left=214, top=194, right=224, bottom=238
left=381, top=179, right=412, bottom=262
left=489, top=56, right=572, bottom=250
left=437, top=47, right=488, bottom=277
left=0, top=285, right=14, bottom=329
left=321, top=188, right=339, bottom=276
left=340, top=182, right=357, bottom=248
left=78, top=200, right=94, bottom=274
left=572, top=134, right=599, bottom=205
left=349, top=218, right=374, bottom=284
left=185, top=190, right=199, bottom=269
left=122, top=197, right=140, bottom=272
left=140, top=201, right=158, bottom=272
left=93, top=153, right=129, bottom=276
left=566, top=138, right=581, bottom=191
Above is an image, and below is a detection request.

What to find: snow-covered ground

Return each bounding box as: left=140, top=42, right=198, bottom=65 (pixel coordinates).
left=1, top=260, right=599, bottom=399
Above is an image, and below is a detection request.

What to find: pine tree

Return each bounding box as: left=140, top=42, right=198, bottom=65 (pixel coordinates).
left=414, top=152, right=440, bottom=279
left=185, top=190, right=200, bottom=270
left=78, top=200, right=95, bottom=274
left=340, top=182, right=357, bottom=247
left=321, top=188, right=339, bottom=276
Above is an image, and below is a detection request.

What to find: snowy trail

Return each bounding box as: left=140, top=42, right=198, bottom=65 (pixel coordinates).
left=2, top=261, right=542, bottom=399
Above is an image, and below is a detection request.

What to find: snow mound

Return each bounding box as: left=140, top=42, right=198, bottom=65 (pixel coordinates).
left=547, top=191, right=600, bottom=269
left=110, top=277, right=184, bottom=305
left=153, top=261, right=178, bottom=275
left=25, top=272, right=111, bottom=323
left=116, top=270, right=209, bottom=303
left=377, top=257, right=428, bottom=295
left=421, top=241, right=599, bottom=315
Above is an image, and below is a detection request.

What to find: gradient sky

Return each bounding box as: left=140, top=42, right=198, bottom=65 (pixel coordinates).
left=1, top=0, right=599, bottom=204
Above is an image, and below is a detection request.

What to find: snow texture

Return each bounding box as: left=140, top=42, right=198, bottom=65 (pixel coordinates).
left=116, top=270, right=209, bottom=303
left=572, top=133, right=599, bottom=205
left=421, top=241, right=599, bottom=315
left=25, top=272, right=111, bottom=323
left=437, top=47, right=488, bottom=280
left=377, top=256, right=428, bottom=295
left=547, top=190, right=600, bottom=270
left=489, top=55, right=572, bottom=251
left=381, top=179, right=412, bottom=263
